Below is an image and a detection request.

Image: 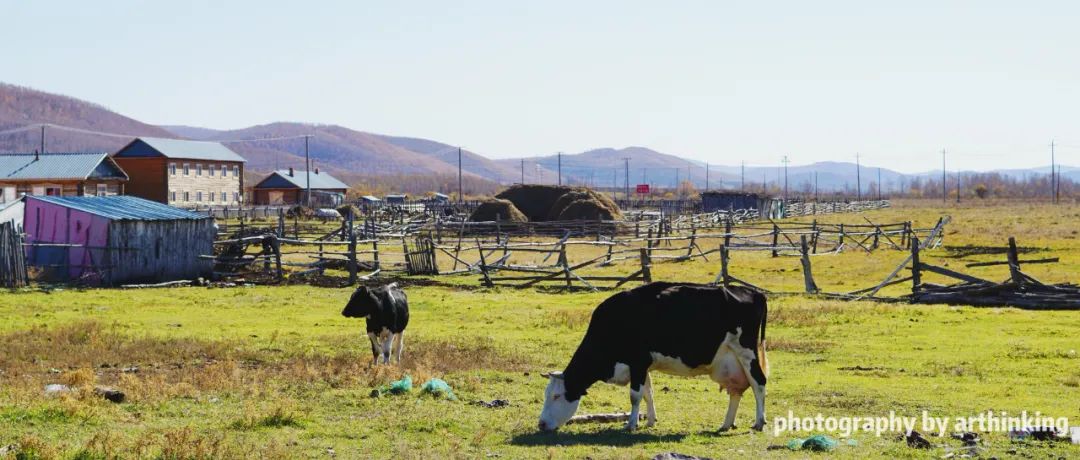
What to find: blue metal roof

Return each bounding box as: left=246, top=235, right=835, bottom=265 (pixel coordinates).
left=254, top=169, right=349, bottom=190
left=28, top=195, right=210, bottom=221
left=113, top=137, right=246, bottom=162
left=0, top=152, right=126, bottom=180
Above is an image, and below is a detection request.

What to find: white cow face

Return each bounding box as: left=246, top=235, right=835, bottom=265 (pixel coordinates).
left=538, top=372, right=579, bottom=431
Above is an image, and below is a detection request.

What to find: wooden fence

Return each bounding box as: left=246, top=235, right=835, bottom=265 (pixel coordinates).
left=0, top=221, right=28, bottom=288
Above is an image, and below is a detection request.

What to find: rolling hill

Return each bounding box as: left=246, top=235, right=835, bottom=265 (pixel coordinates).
left=2, top=82, right=1072, bottom=194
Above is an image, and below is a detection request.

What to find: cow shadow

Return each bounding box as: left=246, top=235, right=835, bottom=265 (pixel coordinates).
left=510, top=428, right=687, bottom=447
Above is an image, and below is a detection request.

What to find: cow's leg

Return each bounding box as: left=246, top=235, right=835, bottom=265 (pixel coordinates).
left=719, top=391, right=742, bottom=432
left=390, top=332, right=403, bottom=364
left=367, top=332, right=381, bottom=365
left=626, top=365, right=649, bottom=431
left=735, top=353, right=768, bottom=431
left=381, top=332, right=393, bottom=364
left=642, top=373, right=656, bottom=427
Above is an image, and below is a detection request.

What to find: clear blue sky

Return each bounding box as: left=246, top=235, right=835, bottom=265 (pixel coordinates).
left=3, top=1, right=1079, bottom=173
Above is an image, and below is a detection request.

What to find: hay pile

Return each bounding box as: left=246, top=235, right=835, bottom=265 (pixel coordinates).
left=469, top=199, right=529, bottom=222
left=546, top=189, right=622, bottom=221
left=470, top=185, right=622, bottom=222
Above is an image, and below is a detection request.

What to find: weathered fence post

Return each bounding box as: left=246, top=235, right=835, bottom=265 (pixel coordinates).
left=1007, top=236, right=1022, bottom=283
left=402, top=236, right=411, bottom=274
left=811, top=219, right=819, bottom=254
left=348, top=215, right=358, bottom=285
left=800, top=235, right=818, bottom=293
left=277, top=208, right=285, bottom=237
left=771, top=223, right=780, bottom=257
left=372, top=240, right=380, bottom=271
left=477, top=238, right=493, bottom=287
left=639, top=248, right=652, bottom=283
left=272, top=236, right=283, bottom=281
left=910, top=237, right=921, bottom=292
left=838, top=223, right=846, bottom=251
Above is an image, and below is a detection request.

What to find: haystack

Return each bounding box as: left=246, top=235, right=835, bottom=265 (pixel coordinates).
left=494, top=185, right=574, bottom=222
left=546, top=189, right=622, bottom=221
left=556, top=198, right=620, bottom=221
left=496, top=184, right=622, bottom=222
left=469, top=199, right=528, bottom=222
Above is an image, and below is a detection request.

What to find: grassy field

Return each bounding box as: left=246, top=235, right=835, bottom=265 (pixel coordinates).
left=1, top=200, right=1078, bottom=459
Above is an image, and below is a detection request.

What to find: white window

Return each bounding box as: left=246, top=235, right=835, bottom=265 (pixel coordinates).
left=233, top=192, right=240, bottom=203
left=196, top=191, right=203, bottom=202
left=233, top=165, right=239, bottom=177
left=221, top=192, right=227, bottom=202
left=169, top=163, right=177, bottom=176
left=183, top=191, right=190, bottom=202
left=96, top=184, right=107, bottom=196
left=183, top=163, right=190, bottom=175
left=209, top=191, right=215, bottom=202
left=196, top=164, right=203, bottom=176
left=209, top=165, right=216, bottom=177
left=170, top=191, right=177, bottom=202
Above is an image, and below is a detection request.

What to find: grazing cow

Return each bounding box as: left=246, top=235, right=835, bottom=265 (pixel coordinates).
left=341, top=283, right=409, bottom=365
left=538, top=282, right=769, bottom=432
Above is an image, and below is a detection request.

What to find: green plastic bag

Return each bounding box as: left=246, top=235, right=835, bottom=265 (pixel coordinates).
left=787, top=434, right=839, bottom=452
left=420, top=378, right=456, bottom=400
left=371, top=375, right=413, bottom=397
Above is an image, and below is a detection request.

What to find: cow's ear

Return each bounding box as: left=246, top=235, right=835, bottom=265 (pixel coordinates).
left=540, top=371, right=564, bottom=379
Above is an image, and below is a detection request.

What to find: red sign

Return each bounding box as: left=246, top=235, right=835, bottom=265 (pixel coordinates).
left=636, top=184, right=650, bottom=194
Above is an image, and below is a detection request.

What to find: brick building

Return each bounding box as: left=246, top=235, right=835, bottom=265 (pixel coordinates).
left=0, top=152, right=128, bottom=205
left=111, top=137, right=246, bottom=206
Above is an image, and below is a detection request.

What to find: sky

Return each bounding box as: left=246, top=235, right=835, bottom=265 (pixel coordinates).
left=3, top=1, right=1080, bottom=173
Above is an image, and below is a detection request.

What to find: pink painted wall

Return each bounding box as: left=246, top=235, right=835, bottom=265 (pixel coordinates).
left=23, top=198, right=110, bottom=281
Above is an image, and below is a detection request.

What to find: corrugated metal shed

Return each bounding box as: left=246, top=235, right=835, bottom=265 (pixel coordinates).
left=113, top=137, right=246, bottom=162
left=255, top=170, right=349, bottom=190
left=0, top=153, right=126, bottom=180
left=27, top=195, right=209, bottom=221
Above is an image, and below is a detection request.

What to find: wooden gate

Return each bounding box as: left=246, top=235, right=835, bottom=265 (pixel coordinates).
left=404, top=237, right=438, bottom=275
left=0, top=221, right=28, bottom=288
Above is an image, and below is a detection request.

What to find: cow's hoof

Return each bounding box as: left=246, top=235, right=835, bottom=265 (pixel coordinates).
left=624, top=423, right=638, bottom=431
left=751, top=421, right=765, bottom=432
left=646, top=419, right=656, bottom=428
left=718, top=425, right=735, bottom=433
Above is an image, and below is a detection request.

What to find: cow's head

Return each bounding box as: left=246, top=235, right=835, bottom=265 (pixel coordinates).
left=341, top=286, right=378, bottom=318
left=537, top=371, right=579, bottom=431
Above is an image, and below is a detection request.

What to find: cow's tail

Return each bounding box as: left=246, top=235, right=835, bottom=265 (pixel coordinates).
left=756, top=295, right=769, bottom=378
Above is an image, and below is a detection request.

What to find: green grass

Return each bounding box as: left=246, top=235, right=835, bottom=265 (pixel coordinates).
left=0, top=201, right=1078, bottom=458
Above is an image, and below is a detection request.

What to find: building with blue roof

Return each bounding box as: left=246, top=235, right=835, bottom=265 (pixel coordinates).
left=22, top=195, right=214, bottom=285
left=112, top=137, right=246, bottom=207
left=0, top=152, right=128, bottom=205
left=252, top=167, right=349, bottom=206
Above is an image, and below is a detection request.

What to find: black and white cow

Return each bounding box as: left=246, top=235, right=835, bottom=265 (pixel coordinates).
left=538, top=282, right=769, bottom=432
left=341, top=283, right=410, bottom=365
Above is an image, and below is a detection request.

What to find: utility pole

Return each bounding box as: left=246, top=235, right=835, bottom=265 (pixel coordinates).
left=942, top=149, right=947, bottom=203
left=956, top=169, right=961, bottom=203
left=705, top=162, right=710, bottom=190
left=855, top=153, right=861, bottom=201
left=782, top=155, right=790, bottom=201
left=1051, top=140, right=1057, bottom=203
left=521, top=159, right=525, bottom=184
left=40, top=125, right=45, bottom=155
left=814, top=171, right=819, bottom=201
left=741, top=161, right=746, bottom=191
left=557, top=152, right=562, bottom=186
left=457, top=147, right=463, bottom=203
left=304, top=135, right=312, bottom=207
left=623, top=158, right=631, bottom=201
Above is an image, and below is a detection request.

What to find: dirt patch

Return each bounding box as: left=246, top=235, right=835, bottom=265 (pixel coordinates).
left=768, top=338, right=834, bottom=354
left=942, top=244, right=1043, bottom=259
left=0, top=321, right=531, bottom=403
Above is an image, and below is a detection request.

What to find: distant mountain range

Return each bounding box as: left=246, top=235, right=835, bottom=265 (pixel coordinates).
left=1, top=82, right=1075, bottom=191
